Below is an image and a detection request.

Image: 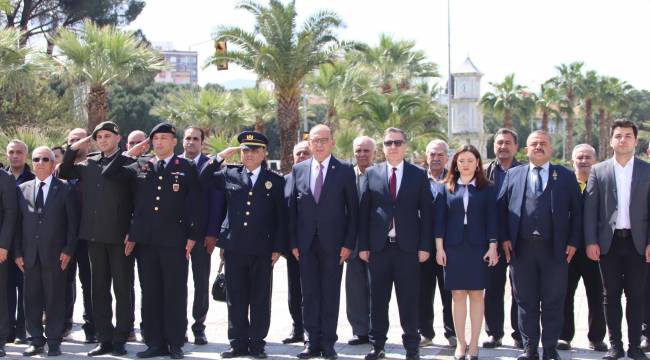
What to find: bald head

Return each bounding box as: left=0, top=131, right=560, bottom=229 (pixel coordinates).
left=293, top=140, right=311, bottom=164
left=67, top=128, right=89, bottom=159
left=127, top=130, right=149, bottom=151
left=308, top=124, right=335, bottom=162
left=353, top=136, right=376, bottom=172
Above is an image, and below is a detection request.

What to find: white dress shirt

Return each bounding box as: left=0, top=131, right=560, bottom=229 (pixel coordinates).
left=246, top=166, right=261, bottom=188
left=34, top=175, right=53, bottom=206
left=310, top=155, right=331, bottom=195
left=457, top=178, right=476, bottom=224
left=154, top=154, right=174, bottom=168
left=614, top=156, right=634, bottom=229
left=528, top=162, right=550, bottom=193
left=386, top=161, right=404, bottom=237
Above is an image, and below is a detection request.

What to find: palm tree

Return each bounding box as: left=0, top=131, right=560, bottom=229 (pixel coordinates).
left=54, top=20, right=166, bottom=132
left=0, top=28, right=50, bottom=92
left=241, top=87, right=275, bottom=134
left=578, top=70, right=599, bottom=144
left=593, top=76, right=632, bottom=160
left=480, top=74, right=530, bottom=129
left=535, top=84, right=560, bottom=131
left=207, top=0, right=343, bottom=172
left=547, top=62, right=584, bottom=159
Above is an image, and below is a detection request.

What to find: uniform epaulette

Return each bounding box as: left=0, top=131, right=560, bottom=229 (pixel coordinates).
left=268, top=169, right=283, bottom=178
left=87, top=151, right=101, bottom=158
left=226, top=164, right=244, bottom=169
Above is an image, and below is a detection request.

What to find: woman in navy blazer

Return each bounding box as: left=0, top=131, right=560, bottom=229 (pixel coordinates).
left=435, top=145, right=498, bottom=360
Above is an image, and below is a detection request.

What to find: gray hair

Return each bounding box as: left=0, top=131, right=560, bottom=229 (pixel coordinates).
left=293, top=140, right=309, bottom=153
left=425, top=139, right=448, bottom=154
left=32, top=146, right=55, bottom=161
left=383, top=127, right=408, bottom=142
left=527, top=130, right=551, bottom=143
left=571, top=143, right=596, bottom=159
left=495, top=128, right=519, bottom=144
left=6, top=139, right=28, bottom=153
left=353, top=136, right=376, bottom=150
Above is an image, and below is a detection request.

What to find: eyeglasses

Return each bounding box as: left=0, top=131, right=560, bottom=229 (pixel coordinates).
left=383, top=140, right=405, bottom=147
left=32, top=157, right=51, bottom=163
left=309, top=138, right=330, bottom=145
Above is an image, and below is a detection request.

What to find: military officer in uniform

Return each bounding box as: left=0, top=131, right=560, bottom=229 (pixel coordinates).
left=202, top=131, right=286, bottom=359
left=103, top=123, right=205, bottom=359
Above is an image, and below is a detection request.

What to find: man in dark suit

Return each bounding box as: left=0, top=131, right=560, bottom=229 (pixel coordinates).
left=58, top=121, right=135, bottom=356
left=419, top=139, right=456, bottom=348
left=345, top=135, right=375, bottom=346
left=14, top=146, right=79, bottom=357
left=4, top=139, right=33, bottom=345
left=358, top=127, right=433, bottom=360
left=483, top=128, right=523, bottom=349
left=556, top=144, right=607, bottom=352
left=282, top=141, right=311, bottom=345
left=104, top=123, right=205, bottom=359
left=0, top=156, right=18, bottom=358
left=289, top=124, right=358, bottom=359
left=202, top=131, right=286, bottom=359
left=179, top=126, right=220, bottom=346
left=498, top=130, right=582, bottom=360
left=584, top=119, right=650, bottom=360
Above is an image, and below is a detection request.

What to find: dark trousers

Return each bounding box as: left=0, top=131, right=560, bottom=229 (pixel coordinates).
left=88, top=242, right=134, bottom=344
left=345, top=255, right=370, bottom=337
left=190, top=243, right=211, bottom=334
left=599, top=234, right=648, bottom=348
left=286, top=254, right=303, bottom=335
left=0, top=261, right=9, bottom=344
left=131, top=247, right=145, bottom=335
left=560, top=251, right=606, bottom=343
left=484, top=251, right=521, bottom=341
left=224, top=251, right=272, bottom=353
left=299, top=238, right=344, bottom=353
left=64, top=239, right=94, bottom=336
left=510, top=237, right=567, bottom=350
left=24, top=257, right=66, bottom=347
left=139, top=245, right=188, bottom=348
left=369, top=243, right=420, bottom=354
left=418, top=256, right=455, bottom=340
left=6, top=256, right=25, bottom=339
left=644, top=263, right=650, bottom=338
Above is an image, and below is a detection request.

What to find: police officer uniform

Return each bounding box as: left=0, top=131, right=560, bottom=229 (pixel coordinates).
left=103, top=123, right=204, bottom=359
left=201, top=131, right=286, bottom=358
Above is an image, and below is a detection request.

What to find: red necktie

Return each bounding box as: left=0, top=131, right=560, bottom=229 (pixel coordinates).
left=389, top=167, right=397, bottom=201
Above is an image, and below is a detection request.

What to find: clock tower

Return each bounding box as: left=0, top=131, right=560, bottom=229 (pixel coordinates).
left=451, top=57, right=486, bottom=157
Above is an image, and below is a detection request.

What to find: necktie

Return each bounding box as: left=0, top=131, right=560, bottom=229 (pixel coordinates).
left=247, top=172, right=253, bottom=189
left=534, top=166, right=543, bottom=197
left=35, top=181, right=45, bottom=212
left=389, top=167, right=397, bottom=201
left=314, top=163, right=323, bottom=203
left=157, top=160, right=165, bottom=174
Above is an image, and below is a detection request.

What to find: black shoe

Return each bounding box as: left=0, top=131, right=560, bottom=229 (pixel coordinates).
left=297, top=347, right=322, bottom=359
left=556, top=340, right=571, bottom=351
left=0, top=345, right=6, bottom=357
left=47, top=344, right=62, bottom=357
left=23, top=345, right=45, bottom=356
left=322, top=351, right=338, bottom=360
left=365, top=348, right=385, bottom=360
left=128, top=331, right=137, bottom=342
left=590, top=341, right=609, bottom=352
left=482, top=336, right=502, bottom=349
left=221, top=348, right=249, bottom=358
left=283, top=333, right=305, bottom=344
left=517, top=348, right=540, bottom=360
left=169, top=345, right=184, bottom=359
left=447, top=336, right=458, bottom=347
left=628, top=347, right=650, bottom=360
left=194, top=332, right=208, bottom=345
left=88, top=342, right=113, bottom=356
left=136, top=346, right=168, bottom=358
left=405, top=351, right=420, bottom=360
left=603, top=345, right=625, bottom=360
left=542, top=349, right=561, bottom=360
left=85, top=334, right=97, bottom=344
left=112, top=343, right=127, bottom=356
left=514, top=339, right=525, bottom=349
left=250, top=350, right=268, bottom=359
left=61, top=327, right=72, bottom=339
left=348, top=335, right=370, bottom=345
left=14, top=334, right=27, bottom=345
left=641, top=336, right=650, bottom=352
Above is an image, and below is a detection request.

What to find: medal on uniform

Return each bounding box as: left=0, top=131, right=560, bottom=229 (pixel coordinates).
left=265, top=181, right=272, bottom=189
left=173, top=183, right=180, bottom=192
left=552, top=170, right=558, bottom=181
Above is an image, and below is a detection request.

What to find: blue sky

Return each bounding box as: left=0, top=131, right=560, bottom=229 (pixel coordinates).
left=129, top=0, right=650, bottom=91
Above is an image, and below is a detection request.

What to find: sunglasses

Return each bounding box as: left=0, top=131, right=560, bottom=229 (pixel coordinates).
left=383, top=140, right=405, bottom=147
left=32, top=157, right=51, bottom=163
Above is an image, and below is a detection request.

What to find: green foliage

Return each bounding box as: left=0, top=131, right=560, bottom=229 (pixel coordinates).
left=0, top=126, right=67, bottom=164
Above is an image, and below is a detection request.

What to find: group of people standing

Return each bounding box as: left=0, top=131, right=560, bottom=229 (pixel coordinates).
left=0, top=118, right=648, bottom=360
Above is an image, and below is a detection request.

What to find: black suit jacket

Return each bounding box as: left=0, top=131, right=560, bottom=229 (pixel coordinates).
left=58, top=148, right=134, bottom=244
left=289, top=156, right=359, bottom=253
left=0, top=169, right=17, bottom=251
left=14, top=177, right=78, bottom=269
left=103, top=154, right=205, bottom=247
left=358, top=161, right=433, bottom=253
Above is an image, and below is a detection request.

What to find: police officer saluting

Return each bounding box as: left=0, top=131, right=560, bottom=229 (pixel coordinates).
left=201, top=131, right=286, bottom=359
left=103, top=123, right=204, bottom=359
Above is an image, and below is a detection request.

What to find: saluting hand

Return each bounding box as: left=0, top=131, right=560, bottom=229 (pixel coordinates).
left=565, top=245, right=577, bottom=263
left=204, top=236, right=217, bottom=255
left=418, top=250, right=430, bottom=263
left=339, top=247, right=351, bottom=265
left=502, top=240, right=513, bottom=263
left=185, top=239, right=196, bottom=260
left=586, top=244, right=600, bottom=261
left=359, top=250, right=370, bottom=263
left=60, top=253, right=71, bottom=271
left=15, top=257, right=24, bottom=272
left=217, top=146, right=240, bottom=161
left=271, top=252, right=280, bottom=266
left=70, top=135, right=92, bottom=151
left=0, top=248, right=7, bottom=263
left=127, top=139, right=150, bottom=157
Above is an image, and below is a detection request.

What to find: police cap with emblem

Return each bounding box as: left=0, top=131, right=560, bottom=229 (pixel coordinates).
left=91, top=121, right=120, bottom=140
left=237, top=131, right=268, bottom=149
left=149, top=122, right=177, bottom=140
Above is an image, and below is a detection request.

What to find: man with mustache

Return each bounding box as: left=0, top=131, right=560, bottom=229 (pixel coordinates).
left=483, top=128, right=523, bottom=349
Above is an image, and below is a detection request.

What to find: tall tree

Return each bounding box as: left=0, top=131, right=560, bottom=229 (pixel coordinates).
left=480, top=73, right=530, bottom=129
left=242, top=87, right=275, bottom=134
left=54, top=20, right=165, bottom=131
left=578, top=70, right=599, bottom=144
left=207, top=0, right=343, bottom=172
left=535, top=84, right=560, bottom=132
left=548, top=62, right=584, bottom=159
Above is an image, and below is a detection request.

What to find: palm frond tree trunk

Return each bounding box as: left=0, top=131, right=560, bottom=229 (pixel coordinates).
left=598, top=108, right=607, bottom=160
left=278, top=90, right=300, bottom=173
left=504, top=110, right=513, bottom=129
left=87, top=84, right=108, bottom=132
left=541, top=110, right=549, bottom=131
left=584, top=98, right=593, bottom=144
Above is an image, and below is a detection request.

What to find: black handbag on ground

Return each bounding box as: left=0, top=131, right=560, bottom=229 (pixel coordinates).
left=211, top=260, right=226, bottom=302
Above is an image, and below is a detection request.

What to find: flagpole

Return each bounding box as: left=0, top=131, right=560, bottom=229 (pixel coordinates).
left=447, top=0, right=452, bottom=141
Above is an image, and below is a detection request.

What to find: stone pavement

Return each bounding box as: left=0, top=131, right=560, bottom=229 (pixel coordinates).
left=1, top=256, right=633, bottom=359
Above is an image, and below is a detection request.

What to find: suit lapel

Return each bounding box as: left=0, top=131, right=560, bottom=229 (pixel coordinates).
left=395, top=162, right=409, bottom=202
left=511, top=167, right=527, bottom=212
left=378, top=162, right=389, bottom=198
left=608, top=159, right=618, bottom=204
left=23, top=180, right=35, bottom=209
left=252, top=168, right=267, bottom=192
left=629, top=157, right=642, bottom=213
left=43, top=177, right=60, bottom=214
left=319, top=156, right=338, bottom=200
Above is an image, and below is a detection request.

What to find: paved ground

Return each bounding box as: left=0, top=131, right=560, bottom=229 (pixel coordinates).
left=1, top=255, right=636, bottom=359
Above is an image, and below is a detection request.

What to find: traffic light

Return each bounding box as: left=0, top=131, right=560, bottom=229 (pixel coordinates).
left=214, top=40, right=228, bottom=71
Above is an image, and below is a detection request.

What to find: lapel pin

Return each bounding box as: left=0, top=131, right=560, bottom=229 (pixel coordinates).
left=552, top=170, right=558, bottom=181
left=331, top=165, right=335, bottom=169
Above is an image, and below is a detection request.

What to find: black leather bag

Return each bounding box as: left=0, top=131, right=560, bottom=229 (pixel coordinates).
left=211, top=260, right=226, bottom=302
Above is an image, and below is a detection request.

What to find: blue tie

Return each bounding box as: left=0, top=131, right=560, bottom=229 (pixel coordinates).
left=534, top=166, right=543, bottom=197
